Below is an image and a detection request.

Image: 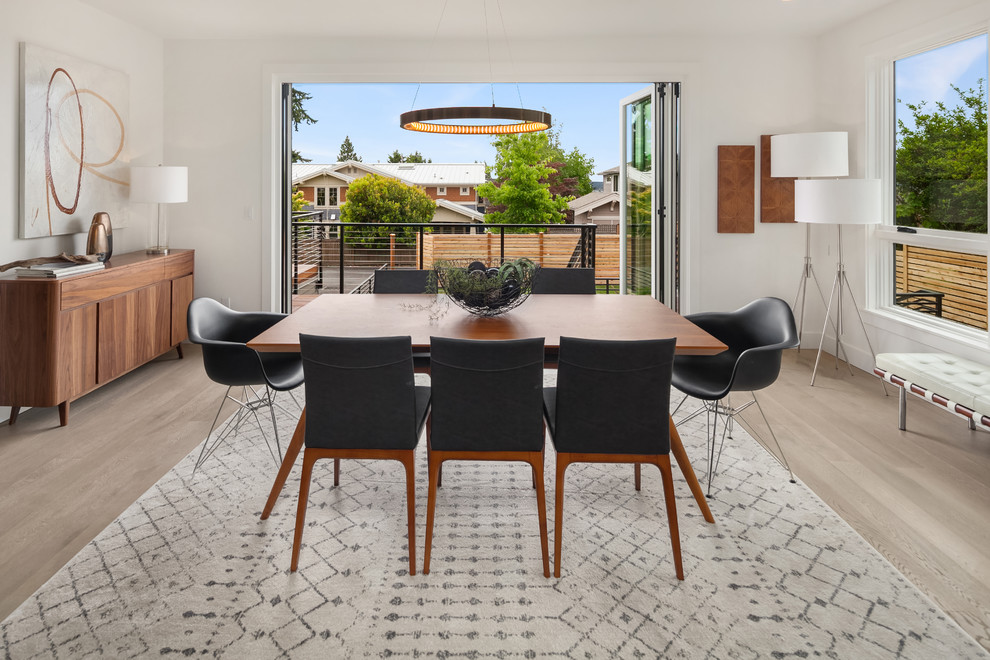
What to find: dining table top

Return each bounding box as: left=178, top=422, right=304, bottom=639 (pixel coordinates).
left=248, top=294, right=727, bottom=356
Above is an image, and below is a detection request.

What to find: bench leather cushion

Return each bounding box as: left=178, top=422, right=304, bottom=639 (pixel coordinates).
left=876, top=352, right=990, bottom=412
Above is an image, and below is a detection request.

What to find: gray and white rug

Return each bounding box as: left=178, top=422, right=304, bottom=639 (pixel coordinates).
left=2, top=375, right=987, bottom=659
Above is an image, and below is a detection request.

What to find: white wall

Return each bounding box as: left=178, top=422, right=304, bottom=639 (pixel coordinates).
left=163, top=35, right=820, bottom=315
left=816, top=0, right=990, bottom=367
left=0, top=0, right=164, bottom=421
left=0, top=0, right=164, bottom=264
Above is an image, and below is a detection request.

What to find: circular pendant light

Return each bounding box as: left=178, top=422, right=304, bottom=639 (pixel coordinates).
left=400, top=106, right=551, bottom=135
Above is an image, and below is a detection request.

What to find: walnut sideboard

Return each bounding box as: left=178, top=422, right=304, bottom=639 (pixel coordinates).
left=0, top=249, right=194, bottom=426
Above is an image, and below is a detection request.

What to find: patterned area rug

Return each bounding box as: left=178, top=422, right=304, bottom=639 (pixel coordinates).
left=2, top=375, right=987, bottom=659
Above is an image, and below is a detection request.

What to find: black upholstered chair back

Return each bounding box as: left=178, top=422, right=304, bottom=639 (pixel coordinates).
left=188, top=297, right=280, bottom=387
left=429, top=337, right=545, bottom=452
left=299, top=334, right=421, bottom=450
left=531, top=268, right=597, bottom=295
left=373, top=269, right=434, bottom=294
left=550, top=337, right=676, bottom=455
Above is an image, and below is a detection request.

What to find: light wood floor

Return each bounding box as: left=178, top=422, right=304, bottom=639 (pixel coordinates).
left=1, top=345, right=988, bottom=652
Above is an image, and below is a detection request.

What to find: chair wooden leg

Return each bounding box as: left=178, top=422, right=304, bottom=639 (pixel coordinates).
left=262, top=409, right=307, bottom=520
left=402, top=450, right=416, bottom=576
left=291, top=450, right=317, bottom=572
left=554, top=453, right=570, bottom=578
left=333, top=458, right=340, bottom=487
left=423, top=456, right=442, bottom=575
left=656, top=455, right=684, bottom=580
left=634, top=463, right=641, bottom=491
left=668, top=416, right=715, bottom=524
left=530, top=455, right=550, bottom=578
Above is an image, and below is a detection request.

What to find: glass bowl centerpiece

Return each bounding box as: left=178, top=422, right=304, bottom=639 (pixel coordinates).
left=434, top=258, right=538, bottom=317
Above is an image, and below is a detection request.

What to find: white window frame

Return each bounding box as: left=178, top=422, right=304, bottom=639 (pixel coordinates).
left=866, top=27, right=990, bottom=347
left=460, top=186, right=469, bottom=195
left=437, top=186, right=446, bottom=196
left=314, top=186, right=339, bottom=208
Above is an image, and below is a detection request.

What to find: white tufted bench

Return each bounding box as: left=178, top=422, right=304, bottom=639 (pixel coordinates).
left=874, top=353, right=990, bottom=432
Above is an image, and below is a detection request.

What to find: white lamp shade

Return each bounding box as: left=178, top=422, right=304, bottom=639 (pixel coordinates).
left=794, top=179, right=881, bottom=225
left=770, top=132, right=849, bottom=178
left=130, top=166, right=188, bottom=203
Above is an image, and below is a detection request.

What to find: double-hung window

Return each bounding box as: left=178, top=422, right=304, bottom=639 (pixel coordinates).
left=872, top=32, right=988, bottom=336
left=315, top=186, right=338, bottom=208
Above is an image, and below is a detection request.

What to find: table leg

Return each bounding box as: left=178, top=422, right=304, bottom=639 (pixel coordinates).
left=668, top=416, right=715, bottom=524
left=261, top=408, right=306, bottom=520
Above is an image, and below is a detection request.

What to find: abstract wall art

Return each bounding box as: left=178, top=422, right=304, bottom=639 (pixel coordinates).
left=20, top=43, right=130, bottom=238
left=717, top=145, right=755, bottom=233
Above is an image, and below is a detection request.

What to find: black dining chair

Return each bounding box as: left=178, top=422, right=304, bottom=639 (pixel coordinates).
left=373, top=269, right=435, bottom=294
left=544, top=336, right=683, bottom=580
left=424, top=336, right=550, bottom=577
left=373, top=269, right=435, bottom=372
left=671, top=297, right=799, bottom=496
left=290, top=334, right=430, bottom=574
left=187, top=297, right=303, bottom=473
left=531, top=267, right=597, bottom=294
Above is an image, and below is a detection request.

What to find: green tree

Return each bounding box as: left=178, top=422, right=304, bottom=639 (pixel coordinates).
left=340, top=174, right=435, bottom=248
left=896, top=79, right=987, bottom=233
left=478, top=132, right=573, bottom=231
left=291, top=189, right=307, bottom=212
left=338, top=135, right=362, bottom=162
left=546, top=129, right=595, bottom=197
left=291, top=88, right=317, bottom=163
left=387, top=150, right=431, bottom=163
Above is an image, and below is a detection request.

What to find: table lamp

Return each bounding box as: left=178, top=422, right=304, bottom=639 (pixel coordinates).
left=130, top=165, right=188, bottom=255
left=770, top=131, right=849, bottom=346
left=794, top=178, right=881, bottom=385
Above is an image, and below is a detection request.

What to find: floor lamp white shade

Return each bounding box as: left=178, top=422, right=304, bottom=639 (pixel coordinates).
left=794, top=179, right=881, bottom=225
left=770, top=132, right=849, bottom=178
left=130, top=166, right=188, bottom=255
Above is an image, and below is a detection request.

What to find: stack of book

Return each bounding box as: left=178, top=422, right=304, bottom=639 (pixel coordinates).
left=15, top=261, right=106, bottom=279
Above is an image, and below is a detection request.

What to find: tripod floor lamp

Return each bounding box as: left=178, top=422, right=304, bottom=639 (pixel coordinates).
left=794, top=178, right=882, bottom=386
left=769, top=132, right=849, bottom=347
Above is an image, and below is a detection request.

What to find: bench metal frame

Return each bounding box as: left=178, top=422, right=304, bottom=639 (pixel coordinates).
left=874, top=367, right=990, bottom=432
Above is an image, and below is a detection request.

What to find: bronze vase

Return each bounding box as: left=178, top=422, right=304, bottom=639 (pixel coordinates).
left=86, top=212, right=113, bottom=262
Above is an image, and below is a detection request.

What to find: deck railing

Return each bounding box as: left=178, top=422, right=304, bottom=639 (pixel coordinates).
left=291, top=221, right=602, bottom=295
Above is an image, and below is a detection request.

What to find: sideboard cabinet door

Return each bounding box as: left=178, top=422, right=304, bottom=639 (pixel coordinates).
left=97, top=281, right=171, bottom=384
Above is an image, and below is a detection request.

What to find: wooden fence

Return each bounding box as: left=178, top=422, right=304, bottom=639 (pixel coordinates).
left=895, top=245, right=987, bottom=329
left=420, top=233, right=620, bottom=281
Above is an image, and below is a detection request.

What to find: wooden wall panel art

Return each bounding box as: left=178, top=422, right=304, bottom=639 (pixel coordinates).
left=760, top=134, right=796, bottom=223
left=717, top=145, right=755, bottom=233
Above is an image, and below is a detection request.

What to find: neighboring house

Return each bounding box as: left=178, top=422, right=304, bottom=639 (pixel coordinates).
left=569, top=179, right=619, bottom=233
left=292, top=162, right=486, bottom=226
left=599, top=166, right=619, bottom=194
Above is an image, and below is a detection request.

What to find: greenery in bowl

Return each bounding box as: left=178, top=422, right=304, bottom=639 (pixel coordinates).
left=433, top=257, right=538, bottom=316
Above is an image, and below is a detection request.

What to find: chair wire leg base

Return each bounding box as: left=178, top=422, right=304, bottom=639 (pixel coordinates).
left=192, top=385, right=288, bottom=475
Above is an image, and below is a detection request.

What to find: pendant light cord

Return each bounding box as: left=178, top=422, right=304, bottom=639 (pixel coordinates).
left=485, top=0, right=495, bottom=106
left=493, top=0, right=525, bottom=109
left=411, top=0, right=450, bottom=111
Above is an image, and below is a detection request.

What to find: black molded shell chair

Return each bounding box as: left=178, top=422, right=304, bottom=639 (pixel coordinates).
left=531, top=267, right=597, bottom=294
left=424, top=336, right=550, bottom=577
left=671, top=297, right=799, bottom=495
left=373, top=269, right=435, bottom=294
left=544, top=336, right=683, bottom=580
left=291, top=334, right=430, bottom=573
left=186, top=297, right=303, bottom=473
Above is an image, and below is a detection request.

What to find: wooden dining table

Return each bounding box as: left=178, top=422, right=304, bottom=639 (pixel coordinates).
left=248, top=294, right=727, bottom=523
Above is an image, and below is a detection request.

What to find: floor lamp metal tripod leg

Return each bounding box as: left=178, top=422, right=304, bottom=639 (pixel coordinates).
left=793, top=223, right=841, bottom=352
left=810, top=226, right=888, bottom=395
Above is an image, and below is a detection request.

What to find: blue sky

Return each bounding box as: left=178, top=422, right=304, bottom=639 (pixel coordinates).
left=292, top=82, right=647, bottom=177
left=895, top=33, right=987, bottom=125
